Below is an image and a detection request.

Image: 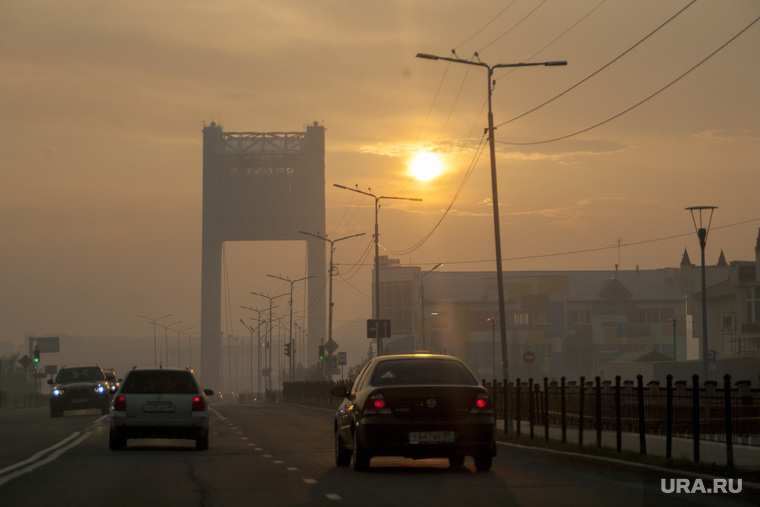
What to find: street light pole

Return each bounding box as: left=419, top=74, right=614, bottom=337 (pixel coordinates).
left=251, top=292, right=288, bottom=391
left=268, top=274, right=316, bottom=381
left=300, top=231, right=365, bottom=361
left=334, top=184, right=422, bottom=355
left=416, top=52, right=566, bottom=383
left=177, top=326, right=194, bottom=367
left=686, top=206, right=717, bottom=383
left=136, top=313, right=172, bottom=366
left=159, top=321, right=183, bottom=367
left=420, top=263, right=443, bottom=351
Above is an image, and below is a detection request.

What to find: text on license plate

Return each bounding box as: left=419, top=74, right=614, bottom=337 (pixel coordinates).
left=409, top=431, right=455, bottom=444
left=143, top=402, right=175, bottom=413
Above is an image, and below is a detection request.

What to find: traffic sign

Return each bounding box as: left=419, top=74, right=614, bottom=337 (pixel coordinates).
left=338, top=352, right=347, bottom=366
left=325, top=339, right=339, bottom=355
left=522, top=350, right=536, bottom=364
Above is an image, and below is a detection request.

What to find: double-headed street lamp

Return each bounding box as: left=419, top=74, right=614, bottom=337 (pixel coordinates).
left=250, top=292, right=288, bottom=390
left=686, top=206, right=717, bottom=383
left=333, top=184, right=422, bottom=355
left=159, top=320, right=183, bottom=367
left=416, top=52, right=567, bottom=383
left=268, top=274, right=316, bottom=381
left=300, top=231, right=365, bottom=357
left=420, top=263, right=443, bottom=350
left=136, top=313, right=172, bottom=366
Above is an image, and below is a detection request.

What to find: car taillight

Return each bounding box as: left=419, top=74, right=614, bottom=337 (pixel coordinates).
left=471, top=392, right=493, bottom=414
left=113, top=395, right=126, bottom=411
left=192, top=396, right=205, bottom=412
left=363, top=392, right=391, bottom=415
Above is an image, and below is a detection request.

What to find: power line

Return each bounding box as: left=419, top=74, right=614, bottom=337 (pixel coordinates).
left=497, top=13, right=760, bottom=145
left=494, top=0, right=697, bottom=129
left=339, top=216, right=760, bottom=268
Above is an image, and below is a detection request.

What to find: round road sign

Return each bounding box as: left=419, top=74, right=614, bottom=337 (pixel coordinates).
left=522, top=350, right=536, bottom=364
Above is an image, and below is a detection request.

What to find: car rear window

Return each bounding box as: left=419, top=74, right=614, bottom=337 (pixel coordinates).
left=120, top=371, right=199, bottom=394
left=371, top=359, right=478, bottom=386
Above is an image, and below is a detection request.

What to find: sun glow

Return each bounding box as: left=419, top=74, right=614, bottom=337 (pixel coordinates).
left=410, top=152, right=443, bottom=181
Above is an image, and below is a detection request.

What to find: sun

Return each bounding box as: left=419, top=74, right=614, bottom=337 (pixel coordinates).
left=410, top=152, right=443, bottom=181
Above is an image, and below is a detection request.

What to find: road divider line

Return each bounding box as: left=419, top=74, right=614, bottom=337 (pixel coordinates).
left=0, top=431, right=91, bottom=487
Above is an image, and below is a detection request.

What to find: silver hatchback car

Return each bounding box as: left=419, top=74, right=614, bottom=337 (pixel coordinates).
left=109, top=367, right=214, bottom=451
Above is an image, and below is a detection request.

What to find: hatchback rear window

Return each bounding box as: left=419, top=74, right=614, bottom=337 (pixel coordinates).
left=371, top=359, right=478, bottom=386
left=121, top=371, right=199, bottom=394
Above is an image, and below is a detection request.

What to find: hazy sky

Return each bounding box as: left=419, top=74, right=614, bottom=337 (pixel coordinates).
left=2, top=1, right=759, bottom=362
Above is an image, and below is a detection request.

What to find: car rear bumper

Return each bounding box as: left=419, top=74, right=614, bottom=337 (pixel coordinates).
left=356, top=416, right=495, bottom=459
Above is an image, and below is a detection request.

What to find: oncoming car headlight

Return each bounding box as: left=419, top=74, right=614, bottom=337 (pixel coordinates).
left=52, top=388, right=62, bottom=397
left=96, top=385, right=106, bottom=394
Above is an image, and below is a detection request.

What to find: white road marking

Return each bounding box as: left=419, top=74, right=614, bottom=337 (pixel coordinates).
left=0, top=431, right=92, bottom=487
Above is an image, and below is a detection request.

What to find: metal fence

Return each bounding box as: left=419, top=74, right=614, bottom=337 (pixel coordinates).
left=485, top=374, right=759, bottom=466
left=282, top=374, right=759, bottom=467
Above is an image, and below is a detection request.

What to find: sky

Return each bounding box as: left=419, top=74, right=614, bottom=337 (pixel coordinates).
left=1, top=1, right=759, bottom=367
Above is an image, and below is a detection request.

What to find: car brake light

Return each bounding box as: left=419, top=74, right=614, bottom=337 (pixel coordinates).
left=472, top=392, right=492, bottom=414
left=192, top=396, right=205, bottom=412
left=363, top=393, right=391, bottom=415
left=113, top=395, right=126, bottom=411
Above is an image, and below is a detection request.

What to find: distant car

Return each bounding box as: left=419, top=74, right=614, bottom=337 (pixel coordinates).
left=48, top=364, right=112, bottom=417
left=331, top=354, right=496, bottom=471
left=109, top=367, right=214, bottom=451
left=103, top=369, right=121, bottom=394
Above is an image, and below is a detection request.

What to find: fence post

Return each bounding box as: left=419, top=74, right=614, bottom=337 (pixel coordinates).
left=666, top=374, right=673, bottom=460
left=503, top=380, right=509, bottom=435
left=579, top=376, right=585, bottom=446
left=637, top=374, right=646, bottom=455
left=692, top=374, right=700, bottom=463
left=515, top=378, right=522, bottom=437
left=561, top=376, right=567, bottom=444
left=724, top=374, right=733, bottom=468
left=595, top=376, right=602, bottom=448
left=528, top=378, right=535, bottom=439
left=544, top=377, right=550, bottom=442
left=615, top=376, right=622, bottom=452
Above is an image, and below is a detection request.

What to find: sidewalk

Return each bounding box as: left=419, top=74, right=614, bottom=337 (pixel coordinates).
left=508, top=421, right=760, bottom=471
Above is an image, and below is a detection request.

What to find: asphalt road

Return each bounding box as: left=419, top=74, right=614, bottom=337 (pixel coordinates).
left=0, top=403, right=756, bottom=506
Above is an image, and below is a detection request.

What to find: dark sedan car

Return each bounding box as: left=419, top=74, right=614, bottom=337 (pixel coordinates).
left=331, top=354, right=496, bottom=471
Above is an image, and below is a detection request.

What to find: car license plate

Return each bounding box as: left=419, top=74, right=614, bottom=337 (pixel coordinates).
left=72, top=398, right=87, bottom=404
left=143, top=402, right=174, bottom=413
left=409, top=431, right=455, bottom=444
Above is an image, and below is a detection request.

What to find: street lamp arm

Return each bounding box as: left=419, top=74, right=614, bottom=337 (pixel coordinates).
left=417, top=52, right=566, bottom=70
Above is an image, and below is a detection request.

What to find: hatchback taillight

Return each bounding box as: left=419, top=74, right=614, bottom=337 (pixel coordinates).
left=192, top=396, right=205, bottom=412
left=113, top=395, right=126, bottom=411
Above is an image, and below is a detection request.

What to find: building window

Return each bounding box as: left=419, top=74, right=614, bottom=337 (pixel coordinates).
left=721, top=310, right=738, bottom=356
left=747, top=287, right=760, bottom=324
left=569, top=309, right=591, bottom=325
left=511, top=311, right=529, bottom=326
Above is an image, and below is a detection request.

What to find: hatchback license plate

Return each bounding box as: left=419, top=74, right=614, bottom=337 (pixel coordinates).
left=409, top=431, right=455, bottom=444
left=144, top=402, right=174, bottom=413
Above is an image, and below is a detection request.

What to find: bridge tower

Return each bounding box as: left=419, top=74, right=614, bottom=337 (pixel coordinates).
left=200, top=122, right=326, bottom=390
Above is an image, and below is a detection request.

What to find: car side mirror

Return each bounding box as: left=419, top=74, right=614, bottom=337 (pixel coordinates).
left=331, top=386, right=348, bottom=397
left=204, top=389, right=214, bottom=396
left=47, top=379, right=54, bottom=385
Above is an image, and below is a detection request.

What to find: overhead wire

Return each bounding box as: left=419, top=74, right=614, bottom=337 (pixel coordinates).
left=497, top=13, right=760, bottom=145
left=494, top=0, right=697, bottom=128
